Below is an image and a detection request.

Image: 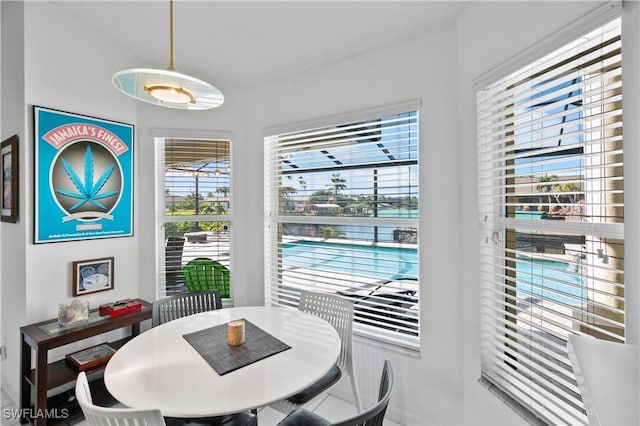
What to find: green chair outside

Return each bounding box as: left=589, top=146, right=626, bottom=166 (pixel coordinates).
left=182, top=258, right=230, bottom=298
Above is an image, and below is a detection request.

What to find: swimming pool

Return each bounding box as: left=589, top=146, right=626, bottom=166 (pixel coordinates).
left=516, top=257, right=587, bottom=304
left=283, top=242, right=587, bottom=304
left=282, top=240, right=418, bottom=280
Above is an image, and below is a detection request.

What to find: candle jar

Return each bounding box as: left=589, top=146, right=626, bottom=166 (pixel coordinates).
left=227, top=319, right=245, bottom=346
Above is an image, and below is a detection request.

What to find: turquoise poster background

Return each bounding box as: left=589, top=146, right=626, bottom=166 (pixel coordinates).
left=34, top=107, right=134, bottom=243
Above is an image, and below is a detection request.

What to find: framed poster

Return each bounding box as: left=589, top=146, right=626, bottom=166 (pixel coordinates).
left=34, top=107, right=133, bottom=243
left=1, top=135, right=18, bottom=223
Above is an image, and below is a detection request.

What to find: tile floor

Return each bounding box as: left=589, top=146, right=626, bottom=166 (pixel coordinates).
left=1, top=387, right=401, bottom=425
left=2, top=387, right=21, bottom=426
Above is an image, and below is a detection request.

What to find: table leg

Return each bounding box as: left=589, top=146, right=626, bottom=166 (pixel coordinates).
left=19, top=336, right=31, bottom=425
left=34, top=346, right=48, bottom=426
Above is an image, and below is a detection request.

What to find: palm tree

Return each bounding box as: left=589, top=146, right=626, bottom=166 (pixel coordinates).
left=537, top=174, right=558, bottom=207
left=216, top=186, right=230, bottom=197
left=279, top=186, right=297, bottom=198
left=329, top=173, right=347, bottom=195
left=298, top=176, right=307, bottom=191
left=554, top=182, right=581, bottom=204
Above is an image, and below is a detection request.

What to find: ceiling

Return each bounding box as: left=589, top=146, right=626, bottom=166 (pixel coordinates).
left=55, top=1, right=469, bottom=90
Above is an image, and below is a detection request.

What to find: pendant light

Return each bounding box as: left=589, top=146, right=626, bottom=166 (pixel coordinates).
left=112, top=0, right=224, bottom=110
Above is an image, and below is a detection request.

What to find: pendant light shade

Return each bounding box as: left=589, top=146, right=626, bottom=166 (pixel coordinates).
left=112, top=0, right=224, bottom=110
left=113, top=68, right=223, bottom=110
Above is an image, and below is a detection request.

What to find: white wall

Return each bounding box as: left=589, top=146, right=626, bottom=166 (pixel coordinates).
left=0, top=0, right=253, bottom=404
left=0, top=1, right=141, bottom=401
left=244, top=1, right=639, bottom=424
left=2, top=1, right=638, bottom=424
left=23, top=2, right=140, bottom=323
left=0, top=0, right=26, bottom=402
left=621, top=0, right=640, bottom=348
left=458, top=1, right=640, bottom=424
left=134, top=86, right=252, bottom=307
left=245, top=22, right=465, bottom=425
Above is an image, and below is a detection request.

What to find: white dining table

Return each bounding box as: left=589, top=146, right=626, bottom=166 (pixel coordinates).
left=104, top=305, right=341, bottom=418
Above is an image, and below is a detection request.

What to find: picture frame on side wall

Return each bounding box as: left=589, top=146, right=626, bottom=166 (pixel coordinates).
left=34, top=106, right=134, bottom=243
left=72, top=257, right=114, bottom=296
left=1, top=135, right=19, bottom=223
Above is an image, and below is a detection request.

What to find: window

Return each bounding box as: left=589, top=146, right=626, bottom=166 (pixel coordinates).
left=265, top=102, right=420, bottom=350
left=477, top=17, right=623, bottom=424
left=155, top=135, right=232, bottom=301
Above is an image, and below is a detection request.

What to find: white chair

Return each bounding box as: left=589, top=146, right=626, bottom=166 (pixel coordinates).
left=272, top=290, right=363, bottom=414
left=75, top=371, right=166, bottom=425
left=76, top=372, right=257, bottom=426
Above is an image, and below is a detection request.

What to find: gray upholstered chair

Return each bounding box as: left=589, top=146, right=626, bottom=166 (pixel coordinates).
left=276, top=359, right=394, bottom=426
left=152, top=290, right=223, bottom=327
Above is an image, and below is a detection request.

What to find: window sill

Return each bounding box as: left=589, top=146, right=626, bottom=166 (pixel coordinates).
left=353, top=325, right=421, bottom=357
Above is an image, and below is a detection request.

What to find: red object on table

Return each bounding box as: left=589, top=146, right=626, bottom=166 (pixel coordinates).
left=99, top=299, right=142, bottom=317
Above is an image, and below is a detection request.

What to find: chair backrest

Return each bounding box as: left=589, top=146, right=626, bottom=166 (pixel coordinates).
left=75, top=371, right=166, bottom=426
left=152, top=290, right=223, bottom=327
left=333, top=359, right=394, bottom=426
left=298, top=290, right=354, bottom=372
left=182, top=257, right=230, bottom=297
left=165, top=236, right=185, bottom=285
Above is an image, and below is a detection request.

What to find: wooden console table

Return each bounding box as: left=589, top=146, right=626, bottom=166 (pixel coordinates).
left=19, top=299, right=151, bottom=425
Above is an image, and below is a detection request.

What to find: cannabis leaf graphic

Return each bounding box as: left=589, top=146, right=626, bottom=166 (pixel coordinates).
left=55, top=144, right=119, bottom=211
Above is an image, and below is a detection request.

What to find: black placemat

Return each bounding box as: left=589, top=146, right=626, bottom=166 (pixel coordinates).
left=183, top=319, right=291, bottom=375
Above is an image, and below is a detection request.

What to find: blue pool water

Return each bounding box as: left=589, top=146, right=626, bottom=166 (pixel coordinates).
left=516, top=257, right=587, bottom=304
left=283, top=241, right=587, bottom=304
left=282, top=241, right=418, bottom=280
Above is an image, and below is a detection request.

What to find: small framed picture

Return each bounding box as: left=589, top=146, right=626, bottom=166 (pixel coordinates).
left=72, top=257, right=114, bottom=296
left=1, top=135, right=18, bottom=223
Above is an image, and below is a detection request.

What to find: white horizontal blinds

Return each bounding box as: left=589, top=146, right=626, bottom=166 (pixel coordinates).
left=478, top=18, right=623, bottom=425
left=274, top=115, right=418, bottom=217
left=165, top=138, right=231, bottom=217
left=160, top=138, right=232, bottom=298
left=265, top=109, right=419, bottom=349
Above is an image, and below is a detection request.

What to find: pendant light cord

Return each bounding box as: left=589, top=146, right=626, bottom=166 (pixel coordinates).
left=168, top=0, right=176, bottom=71
left=111, top=0, right=224, bottom=109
